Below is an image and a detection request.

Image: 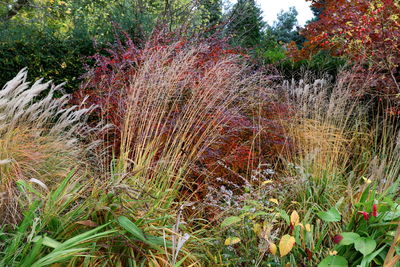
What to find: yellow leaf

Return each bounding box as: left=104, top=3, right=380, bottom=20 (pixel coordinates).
left=290, top=210, right=300, bottom=225
left=253, top=223, right=262, bottom=235
left=291, top=201, right=299, bottom=205
left=269, top=198, right=279, bottom=205
left=269, top=242, right=277, bottom=255
left=224, top=237, right=241, bottom=246
left=279, top=235, right=296, bottom=257
left=305, top=224, right=311, bottom=232
left=262, top=180, right=273, bottom=185
left=362, top=177, right=372, bottom=184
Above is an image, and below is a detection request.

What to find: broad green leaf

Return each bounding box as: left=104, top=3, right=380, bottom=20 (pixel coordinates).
left=317, top=207, right=341, bottom=222
left=354, top=237, right=376, bottom=256
left=118, top=216, right=146, bottom=242
left=360, top=245, right=386, bottom=267
left=221, top=216, right=241, bottom=228
left=318, top=256, right=348, bottom=267
left=340, top=232, right=360, bottom=245
left=279, top=234, right=296, bottom=257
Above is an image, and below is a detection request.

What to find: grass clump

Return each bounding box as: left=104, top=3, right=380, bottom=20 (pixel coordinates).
left=0, top=40, right=399, bottom=266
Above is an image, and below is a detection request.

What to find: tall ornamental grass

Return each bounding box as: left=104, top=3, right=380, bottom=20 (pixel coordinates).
left=0, top=69, right=97, bottom=225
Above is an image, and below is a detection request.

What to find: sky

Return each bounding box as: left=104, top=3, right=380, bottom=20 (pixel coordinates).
left=230, top=0, right=314, bottom=27
left=258, top=0, right=314, bottom=26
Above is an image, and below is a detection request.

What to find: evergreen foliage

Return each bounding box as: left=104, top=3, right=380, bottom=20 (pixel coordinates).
left=226, top=0, right=265, bottom=47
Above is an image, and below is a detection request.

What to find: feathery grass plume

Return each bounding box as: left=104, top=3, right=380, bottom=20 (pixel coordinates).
left=75, top=40, right=274, bottom=265
left=278, top=70, right=400, bottom=228
left=0, top=68, right=99, bottom=225
left=276, top=72, right=369, bottom=231
left=112, top=44, right=254, bottom=264
left=281, top=73, right=365, bottom=177
left=77, top=32, right=290, bottom=188
left=0, top=68, right=98, bottom=139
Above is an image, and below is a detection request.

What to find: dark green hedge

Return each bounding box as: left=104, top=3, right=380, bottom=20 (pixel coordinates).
left=0, top=34, right=95, bottom=93
left=278, top=50, right=347, bottom=81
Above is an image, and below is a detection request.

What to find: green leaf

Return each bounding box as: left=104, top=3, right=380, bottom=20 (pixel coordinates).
left=383, top=205, right=400, bottom=221
left=221, top=216, right=241, bottom=228
left=318, top=256, right=348, bottom=267
left=354, top=237, right=376, bottom=256
left=340, top=232, right=360, bottom=245
left=20, top=236, right=43, bottom=267
left=117, top=216, right=165, bottom=251
left=277, top=209, right=290, bottom=225
left=32, top=236, right=62, bottom=249
left=317, top=207, right=341, bottom=222
left=117, top=216, right=146, bottom=242
left=360, top=245, right=386, bottom=267
left=146, top=235, right=172, bottom=247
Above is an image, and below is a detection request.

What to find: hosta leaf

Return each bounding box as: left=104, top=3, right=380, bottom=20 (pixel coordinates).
left=354, top=237, right=376, bottom=256
left=340, top=232, right=360, bottom=245
left=318, top=256, right=348, bottom=267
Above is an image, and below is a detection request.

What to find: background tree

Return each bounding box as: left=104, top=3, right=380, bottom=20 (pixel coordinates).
left=291, top=0, right=400, bottom=93
left=226, top=0, right=265, bottom=48
left=266, top=7, right=303, bottom=45
left=308, top=0, right=325, bottom=22
left=0, top=0, right=205, bottom=91
left=199, top=0, right=222, bottom=32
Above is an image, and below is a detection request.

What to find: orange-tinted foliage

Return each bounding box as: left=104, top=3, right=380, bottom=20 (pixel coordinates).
left=290, top=0, right=400, bottom=93
left=73, top=31, right=290, bottom=188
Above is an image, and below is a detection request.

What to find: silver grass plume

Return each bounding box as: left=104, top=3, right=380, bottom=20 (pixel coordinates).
left=0, top=68, right=107, bottom=150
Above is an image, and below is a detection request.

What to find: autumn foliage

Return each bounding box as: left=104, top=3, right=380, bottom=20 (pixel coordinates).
left=73, top=32, right=289, bottom=189
left=289, top=0, right=400, bottom=94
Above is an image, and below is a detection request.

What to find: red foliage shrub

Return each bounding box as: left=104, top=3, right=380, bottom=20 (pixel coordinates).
left=290, top=0, right=400, bottom=94
left=73, top=31, right=290, bottom=190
